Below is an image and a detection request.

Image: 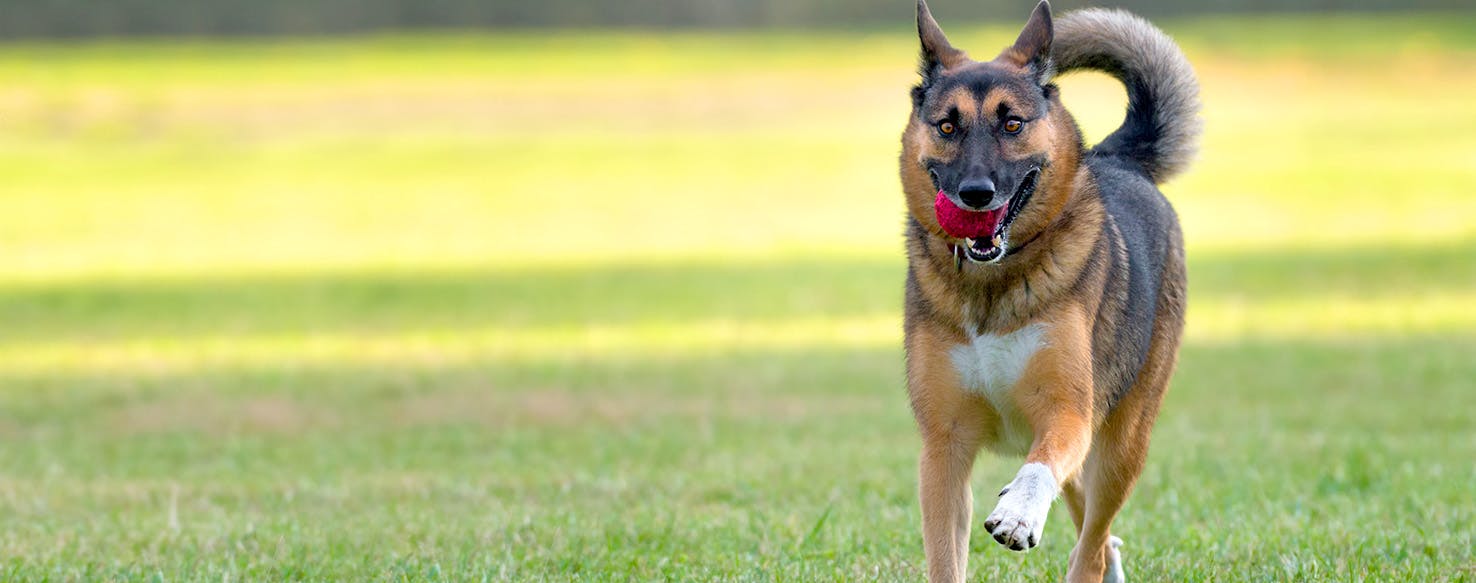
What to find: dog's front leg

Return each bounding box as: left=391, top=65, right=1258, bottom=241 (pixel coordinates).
left=918, top=435, right=977, bottom=583
left=983, top=307, right=1095, bottom=552
left=909, top=326, right=989, bottom=583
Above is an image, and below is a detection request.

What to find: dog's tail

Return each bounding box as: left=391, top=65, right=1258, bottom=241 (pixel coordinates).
left=1052, top=8, right=1201, bottom=184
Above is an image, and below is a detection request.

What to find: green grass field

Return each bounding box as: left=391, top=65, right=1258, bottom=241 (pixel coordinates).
left=2, top=13, right=1475, bottom=581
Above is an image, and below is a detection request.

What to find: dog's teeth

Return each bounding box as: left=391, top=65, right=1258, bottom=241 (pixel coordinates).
left=992, top=234, right=1003, bottom=248
left=965, top=237, right=977, bottom=247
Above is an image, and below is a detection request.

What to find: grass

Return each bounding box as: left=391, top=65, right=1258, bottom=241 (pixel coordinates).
left=1, top=13, right=1475, bottom=581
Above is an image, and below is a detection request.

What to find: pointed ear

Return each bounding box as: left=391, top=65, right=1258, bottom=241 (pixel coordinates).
left=917, top=0, right=967, bottom=79
left=1002, top=0, right=1054, bottom=85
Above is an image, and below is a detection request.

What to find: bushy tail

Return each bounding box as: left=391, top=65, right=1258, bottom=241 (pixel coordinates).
left=1052, top=8, right=1202, bottom=184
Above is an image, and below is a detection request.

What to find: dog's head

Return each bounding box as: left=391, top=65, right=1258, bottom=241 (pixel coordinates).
left=901, top=0, right=1079, bottom=265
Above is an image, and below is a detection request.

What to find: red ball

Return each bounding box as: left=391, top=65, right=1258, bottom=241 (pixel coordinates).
left=934, top=190, right=1007, bottom=239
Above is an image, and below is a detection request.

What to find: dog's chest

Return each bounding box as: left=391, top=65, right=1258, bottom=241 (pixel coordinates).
left=949, top=322, right=1048, bottom=455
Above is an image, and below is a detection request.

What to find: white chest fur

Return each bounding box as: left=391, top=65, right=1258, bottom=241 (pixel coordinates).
left=950, top=322, right=1048, bottom=455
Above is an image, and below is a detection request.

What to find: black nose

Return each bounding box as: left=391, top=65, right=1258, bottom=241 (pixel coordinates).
left=957, top=178, right=997, bottom=209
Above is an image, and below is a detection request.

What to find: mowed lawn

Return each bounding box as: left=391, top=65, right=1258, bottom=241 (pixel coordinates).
left=1, top=14, right=1475, bottom=581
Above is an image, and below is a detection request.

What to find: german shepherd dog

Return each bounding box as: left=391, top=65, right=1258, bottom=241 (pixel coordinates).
left=900, top=1, right=1200, bottom=581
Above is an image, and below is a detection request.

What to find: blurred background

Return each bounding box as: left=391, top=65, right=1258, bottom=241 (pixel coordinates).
left=0, top=0, right=1473, bottom=580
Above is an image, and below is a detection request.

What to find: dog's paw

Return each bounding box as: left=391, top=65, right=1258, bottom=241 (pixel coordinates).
left=982, top=504, right=1043, bottom=551
left=1103, top=536, right=1125, bottom=583
left=982, top=462, right=1057, bottom=552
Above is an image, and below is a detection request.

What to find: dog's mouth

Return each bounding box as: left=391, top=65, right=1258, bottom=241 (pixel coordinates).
left=935, top=168, right=1040, bottom=265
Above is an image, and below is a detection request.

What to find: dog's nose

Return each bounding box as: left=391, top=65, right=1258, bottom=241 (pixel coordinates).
left=957, top=178, right=997, bottom=209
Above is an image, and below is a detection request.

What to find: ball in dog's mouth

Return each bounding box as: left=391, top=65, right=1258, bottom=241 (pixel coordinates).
left=933, top=168, right=1040, bottom=264
left=935, top=190, right=1010, bottom=263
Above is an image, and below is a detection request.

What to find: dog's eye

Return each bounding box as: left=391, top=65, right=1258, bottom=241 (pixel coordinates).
left=1003, top=118, right=1024, bottom=134
left=937, top=121, right=956, bottom=136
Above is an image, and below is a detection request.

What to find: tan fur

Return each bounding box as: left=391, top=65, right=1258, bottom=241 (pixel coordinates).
left=907, top=324, right=989, bottom=583
left=903, top=3, right=1187, bottom=582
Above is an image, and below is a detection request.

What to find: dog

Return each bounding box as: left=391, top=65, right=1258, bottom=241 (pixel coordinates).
left=899, top=1, right=1200, bottom=581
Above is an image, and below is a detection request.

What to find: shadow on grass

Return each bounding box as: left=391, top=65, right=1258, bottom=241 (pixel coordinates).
left=2, top=331, right=1470, bottom=443
left=0, top=238, right=1472, bottom=344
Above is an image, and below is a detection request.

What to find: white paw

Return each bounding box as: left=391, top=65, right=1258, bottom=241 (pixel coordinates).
left=1103, top=536, right=1125, bottom=583
left=983, top=462, right=1057, bottom=551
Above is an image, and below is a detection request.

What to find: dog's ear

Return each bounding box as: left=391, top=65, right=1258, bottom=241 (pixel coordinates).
left=915, top=0, right=962, bottom=84
left=1002, top=0, right=1054, bottom=86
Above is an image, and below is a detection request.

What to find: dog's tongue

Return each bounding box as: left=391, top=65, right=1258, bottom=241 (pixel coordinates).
left=934, top=190, right=1007, bottom=239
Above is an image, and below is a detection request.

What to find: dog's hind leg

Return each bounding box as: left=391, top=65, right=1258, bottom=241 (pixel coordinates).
left=1064, top=432, right=1144, bottom=583
left=1066, top=343, right=1176, bottom=582
left=1104, top=535, right=1125, bottom=583
left=1071, top=249, right=1183, bottom=583
left=1065, top=478, right=1124, bottom=583
left=1062, top=476, right=1086, bottom=535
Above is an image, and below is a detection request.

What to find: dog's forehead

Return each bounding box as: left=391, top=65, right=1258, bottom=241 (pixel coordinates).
left=927, top=63, right=1043, bottom=119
